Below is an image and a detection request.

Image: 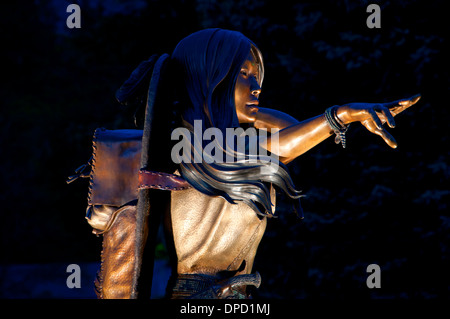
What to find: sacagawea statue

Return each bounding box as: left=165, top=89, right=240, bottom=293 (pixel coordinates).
left=68, top=29, right=420, bottom=299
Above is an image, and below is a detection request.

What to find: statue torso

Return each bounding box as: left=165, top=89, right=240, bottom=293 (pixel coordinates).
left=169, top=186, right=275, bottom=276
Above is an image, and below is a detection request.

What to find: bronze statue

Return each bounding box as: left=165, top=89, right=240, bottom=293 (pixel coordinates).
left=73, top=28, right=420, bottom=299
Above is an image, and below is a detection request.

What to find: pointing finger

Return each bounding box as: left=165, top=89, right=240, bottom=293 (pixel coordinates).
left=385, top=94, right=421, bottom=108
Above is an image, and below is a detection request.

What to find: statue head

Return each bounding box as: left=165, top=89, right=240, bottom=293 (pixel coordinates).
left=170, top=28, right=264, bottom=132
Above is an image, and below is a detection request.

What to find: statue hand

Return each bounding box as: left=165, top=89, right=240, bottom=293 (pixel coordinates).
left=336, top=94, right=421, bottom=148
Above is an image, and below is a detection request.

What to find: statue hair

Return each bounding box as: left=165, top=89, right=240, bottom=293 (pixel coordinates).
left=167, top=28, right=303, bottom=217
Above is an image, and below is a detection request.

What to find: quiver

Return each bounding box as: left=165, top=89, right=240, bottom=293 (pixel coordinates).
left=68, top=54, right=186, bottom=298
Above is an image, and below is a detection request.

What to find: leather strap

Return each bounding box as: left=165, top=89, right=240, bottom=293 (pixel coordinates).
left=138, top=170, right=191, bottom=191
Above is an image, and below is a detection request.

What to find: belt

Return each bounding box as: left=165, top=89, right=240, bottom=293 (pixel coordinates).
left=171, top=272, right=261, bottom=299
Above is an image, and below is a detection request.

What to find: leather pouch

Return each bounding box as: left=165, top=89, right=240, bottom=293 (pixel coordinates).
left=86, top=128, right=143, bottom=234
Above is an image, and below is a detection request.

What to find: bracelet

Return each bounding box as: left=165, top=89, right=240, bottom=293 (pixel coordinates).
left=324, top=106, right=349, bottom=148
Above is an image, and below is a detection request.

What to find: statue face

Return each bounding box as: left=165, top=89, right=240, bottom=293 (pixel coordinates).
left=234, top=51, right=261, bottom=123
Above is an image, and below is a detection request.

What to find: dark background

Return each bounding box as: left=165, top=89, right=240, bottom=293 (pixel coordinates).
left=1, top=0, right=448, bottom=299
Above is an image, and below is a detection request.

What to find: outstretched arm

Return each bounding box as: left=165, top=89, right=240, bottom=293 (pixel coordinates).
left=258, top=94, right=421, bottom=164
left=253, top=107, right=300, bottom=131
